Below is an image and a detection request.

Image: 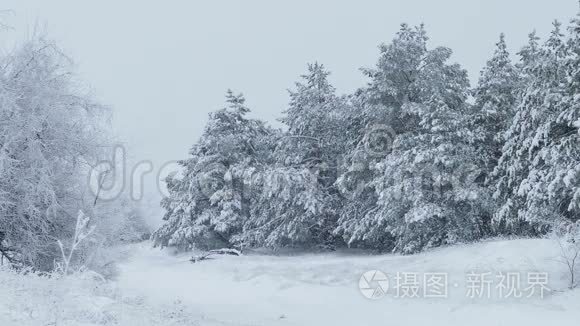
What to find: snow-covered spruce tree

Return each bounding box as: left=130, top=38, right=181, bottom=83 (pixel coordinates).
left=0, top=38, right=108, bottom=269
left=338, top=24, right=492, bottom=253
left=333, top=89, right=392, bottom=247
left=334, top=25, right=431, bottom=248
left=492, top=21, right=577, bottom=234
left=242, top=63, right=347, bottom=248
left=518, top=31, right=542, bottom=77
left=471, top=33, right=522, bottom=177
left=152, top=91, right=272, bottom=250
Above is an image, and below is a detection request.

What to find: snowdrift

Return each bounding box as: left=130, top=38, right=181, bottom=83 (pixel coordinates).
left=2, top=238, right=580, bottom=325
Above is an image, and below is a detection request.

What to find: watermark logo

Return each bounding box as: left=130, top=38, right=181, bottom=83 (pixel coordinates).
left=86, top=127, right=484, bottom=205
left=358, top=270, right=550, bottom=300
left=359, top=270, right=390, bottom=299
left=197, top=162, right=228, bottom=199
left=362, top=124, right=396, bottom=157
left=88, top=144, right=180, bottom=202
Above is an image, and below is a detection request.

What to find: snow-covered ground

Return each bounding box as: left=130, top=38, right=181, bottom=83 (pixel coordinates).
left=117, top=239, right=580, bottom=326
left=2, top=238, right=580, bottom=325
left=0, top=262, right=202, bottom=326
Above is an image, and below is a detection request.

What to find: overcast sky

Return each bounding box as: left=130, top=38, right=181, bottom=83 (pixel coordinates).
left=2, top=0, right=577, bottom=211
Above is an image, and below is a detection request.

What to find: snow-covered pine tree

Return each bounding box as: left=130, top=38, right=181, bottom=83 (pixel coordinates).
left=472, top=33, right=522, bottom=177
left=492, top=21, right=574, bottom=233
left=152, top=91, right=271, bottom=250
left=278, top=62, right=347, bottom=173
left=523, top=17, right=580, bottom=229
left=333, top=90, right=386, bottom=247
left=335, top=24, right=430, bottom=249
left=242, top=63, right=347, bottom=248
left=338, top=24, right=492, bottom=253
left=559, top=13, right=580, bottom=221
left=518, top=31, right=541, bottom=75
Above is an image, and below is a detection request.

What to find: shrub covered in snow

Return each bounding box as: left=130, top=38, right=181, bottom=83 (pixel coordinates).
left=0, top=266, right=198, bottom=326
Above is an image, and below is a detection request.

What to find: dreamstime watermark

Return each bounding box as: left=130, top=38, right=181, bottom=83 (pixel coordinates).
left=362, top=124, right=396, bottom=157
left=87, top=124, right=484, bottom=203
left=358, top=270, right=551, bottom=300
left=87, top=145, right=180, bottom=202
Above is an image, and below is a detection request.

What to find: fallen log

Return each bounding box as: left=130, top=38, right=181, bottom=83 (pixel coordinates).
left=190, top=248, right=242, bottom=263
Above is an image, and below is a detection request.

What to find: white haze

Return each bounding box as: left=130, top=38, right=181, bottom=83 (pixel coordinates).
left=1, top=0, right=577, bottom=227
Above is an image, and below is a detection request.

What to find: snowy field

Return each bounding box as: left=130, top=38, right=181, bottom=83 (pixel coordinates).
left=1, top=238, right=579, bottom=326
